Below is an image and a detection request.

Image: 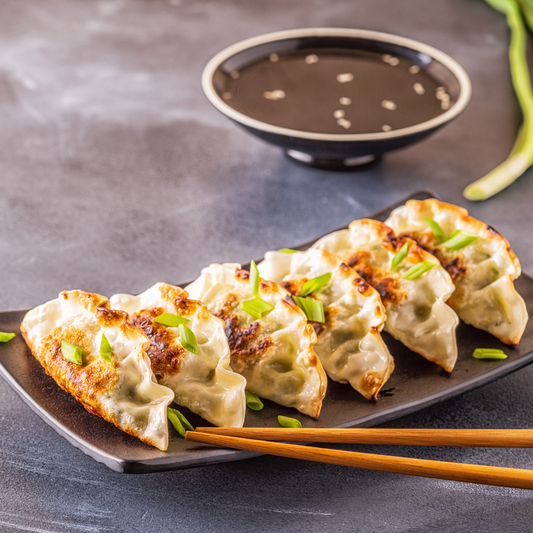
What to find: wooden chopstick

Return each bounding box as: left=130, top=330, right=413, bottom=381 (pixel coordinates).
left=185, top=431, right=533, bottom=490
left=193, top=427, right=533, bottom=447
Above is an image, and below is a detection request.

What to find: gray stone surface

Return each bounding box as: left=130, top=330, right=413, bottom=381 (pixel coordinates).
left=1, top=0, right=533, bottom=531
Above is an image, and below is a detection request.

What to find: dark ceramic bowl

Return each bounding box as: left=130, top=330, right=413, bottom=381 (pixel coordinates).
left=202, top=28, right=471, bottom=170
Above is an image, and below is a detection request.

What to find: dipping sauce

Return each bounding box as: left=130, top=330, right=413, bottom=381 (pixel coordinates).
left=216, top=49, right=452, bottom=135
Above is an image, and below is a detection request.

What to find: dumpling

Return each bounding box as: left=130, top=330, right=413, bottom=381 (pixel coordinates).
left=385, top=199, right=528, bottom=345
left=110, top=282, right=246, bottom=428
left=312, top=219, right=459, bottom=372
left=185, top=263, right=327, bottom=418
left=257, top=249, right=394, bottom=400
left=20, top=290, right=174, bottom=451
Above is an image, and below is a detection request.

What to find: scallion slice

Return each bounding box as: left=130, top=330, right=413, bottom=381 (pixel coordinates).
left=99, top=333, right=112, bottom=362
left=279, top=248, right=299, bottom=253
left=167, top=407, right=195, bottom=437
left=179, top=324, right=198, bottom=355
left=293, top=295, right=325, bottom=323
left=473, top=348, right=508, bottom=360
left=0, top=332, right=15, bottom=342
left=241, top=297, right=274, bottom=319
left=153, top=313, right=190, bottom=327
left=424, top=217, right=447, bottom=242
left=61, top=340, right=85, bottom=365
left=249, top=260, right=260, bottom=297
left=278, top=415, right=302, bottom=428
left=440, top=230, right=479, bottom=250
left=300, top=272, right=332, bottom=297
left=391, top=242, right=410, bottom=271
left=402, top=262, right=436, bottom=280
left=245, top=391, right=264, bottom=411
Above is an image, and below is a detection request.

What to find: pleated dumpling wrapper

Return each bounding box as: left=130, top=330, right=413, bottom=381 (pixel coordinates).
left=110, top=283, right=246, bottom=428
left=185, top=263, right=327, bottom=418
left=312, top=219, right=460, bottom=372
left=257, top=249, right=394, bottom=400
left=385, top=199, right=528, bottom=345
left=20, top=290, right=174, bottom=451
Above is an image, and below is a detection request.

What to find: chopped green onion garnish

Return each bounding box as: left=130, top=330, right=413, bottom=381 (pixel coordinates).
left=179, top=324, right=198, bottom=355
left=402, top=262, right=436, bottom=280
left=61, top=340, right=85, bottom=365
left=293, top=295, right=325, bottom=323
left=167, top=407, right=195, bottom=437
left=278, top=415, right=302, bottom=428
left=0, top=332, right=15, bottom=342
left=153, top=313, right=190, bottom=327
left=99, top=333, right=112, bottom=362
left=250, top=260, right=260, bottom=297
left=300, top=272, right=332, bottom=297
left=241, top=297, right=274, bottom=319
left=440, top=230, right=479, bottom=250
left=424, top=217, right=447, bottom=242
left=473, top=348, right=508, bottom=360
left=245, top=391, right=264, bottom=411
left=279, top=248, right=299, bottom=253
left=391, top=242, right=410, bottom=271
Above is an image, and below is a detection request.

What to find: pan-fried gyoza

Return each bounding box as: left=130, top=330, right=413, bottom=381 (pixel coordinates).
left=385, top=199, right=528, bottom=345
left=186, top=263, right=327, bottom=418
left=21, top=290, right=174, bottom=450
left=312, top=219, right=460, bottom=372
left=257, top=248, right=394, bottom=400
left=110, top=282, right=246, bottom=428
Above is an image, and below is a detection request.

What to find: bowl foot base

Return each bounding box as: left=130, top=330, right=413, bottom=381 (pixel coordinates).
left=285, top=150, right=381, bottom=170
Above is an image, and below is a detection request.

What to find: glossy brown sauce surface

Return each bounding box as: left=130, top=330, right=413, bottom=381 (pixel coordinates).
left=218, top=49, right=450, bottom=134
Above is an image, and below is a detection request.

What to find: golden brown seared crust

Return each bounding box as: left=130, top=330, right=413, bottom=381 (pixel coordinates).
left=341, top=220, right=434, bottom=308
left=157, top=283, right=199, bottom=316
left=38, top=327, right=119, bottom=414
left=131, top=309, right=186, bottom=380
left=363, top=355, right=395, bottom=400
left=21, top=290, right=168, bottom=449
left=402, top=199, right=521, bottom=272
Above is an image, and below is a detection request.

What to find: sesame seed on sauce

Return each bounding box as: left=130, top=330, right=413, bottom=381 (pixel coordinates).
left=263, top=89, right=286, bottom=100
left=337, top=73, right=354, bottom=83
left=413, top=83, right=425, bottom=95
left=382, top=100, right=397, bottom=111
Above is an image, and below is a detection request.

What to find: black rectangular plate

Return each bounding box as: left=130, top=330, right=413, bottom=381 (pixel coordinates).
left=1, top=191, right=533, bottom=474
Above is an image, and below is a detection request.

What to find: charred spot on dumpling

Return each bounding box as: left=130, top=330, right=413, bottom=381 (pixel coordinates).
left=214, top=293, right=240, bottom=315
left=353, top=276, right=371, bottom=294
left=280, top=279, right=306, bottom=295
left=233, top=335, right=272, bottom=359
left=235, top=268, right=250, bottom=281
left=347, top=250, right=370, bottom=270
left=486, top=224, right=502, bottom=237
left=172, top=295, right=197, bottom=315
left=382, top=233, right=403, bottom=252
left=131, top=310, right=186, bottom=379
left=311, top=321, right=326, bottom=337
left=441, top=256, right=467, bottom=282
left=354, top=264, right=381, bottom=288
left=216, top=313, right=260, bottom=352
left=95, top=306, right=130, bottom=328
left=374, top=277, right=405, bottom=306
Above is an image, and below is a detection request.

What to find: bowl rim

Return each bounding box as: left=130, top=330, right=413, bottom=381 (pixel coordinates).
left=202, top=27, right=472, bottom=142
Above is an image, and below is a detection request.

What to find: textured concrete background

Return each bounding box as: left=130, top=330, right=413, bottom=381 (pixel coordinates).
left=1, top=0, right=533, bottom=531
